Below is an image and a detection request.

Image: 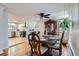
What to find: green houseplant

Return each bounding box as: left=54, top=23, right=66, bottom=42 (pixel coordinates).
left=60, top=18, right=71, bottom=45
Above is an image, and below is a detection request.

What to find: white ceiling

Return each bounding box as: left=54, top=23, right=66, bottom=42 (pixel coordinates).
left=4, top=3, right=65, bottom=17
left=2, top=3, right=71, bottom=22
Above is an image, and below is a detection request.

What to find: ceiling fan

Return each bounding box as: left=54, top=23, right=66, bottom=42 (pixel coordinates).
left=37, top=13, right=51, bottom=19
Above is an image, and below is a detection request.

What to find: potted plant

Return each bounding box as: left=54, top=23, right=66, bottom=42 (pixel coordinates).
left=60, top=18, right=71, bottom=46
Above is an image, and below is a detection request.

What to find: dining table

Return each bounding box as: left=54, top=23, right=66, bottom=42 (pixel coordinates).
left=41, top=35, right=59, bottom=46
left=40, top=39, right=57, bottom=46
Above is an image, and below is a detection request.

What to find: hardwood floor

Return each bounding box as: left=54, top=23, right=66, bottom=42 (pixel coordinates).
left=8, top=37, right=73, bottom=56
left=62, top=45, right=73, bottom=56
left=0, top=37, right=30, bottom=56
left=9, top=37, right=30, bottom=56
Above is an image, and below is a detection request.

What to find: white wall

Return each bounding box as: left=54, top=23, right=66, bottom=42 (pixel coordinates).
left=68, top=3, right=79, bottom=55
left=0, top=5, right=8, bottom=52
left=36, top=20, right=45, bottom=37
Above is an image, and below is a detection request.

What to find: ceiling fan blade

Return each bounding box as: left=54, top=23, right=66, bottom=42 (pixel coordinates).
left=45, top=14, right=50, bottom=16
left=44, top=16, right=50, bottom=18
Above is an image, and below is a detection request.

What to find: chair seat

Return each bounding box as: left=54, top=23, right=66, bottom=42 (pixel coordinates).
left=40, top=46, right=48, bottom=54
left=56, top=40, right=60, bottom=44
left=53, top=44, right=60, bottom=49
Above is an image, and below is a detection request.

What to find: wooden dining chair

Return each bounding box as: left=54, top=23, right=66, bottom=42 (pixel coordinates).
left=28, top=32, right=48, bottom=56
left=48, top=31, right=64, bottom=56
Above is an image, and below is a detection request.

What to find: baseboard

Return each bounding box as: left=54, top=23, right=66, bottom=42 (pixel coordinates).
left=69, top=42, right=75, bottom=56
